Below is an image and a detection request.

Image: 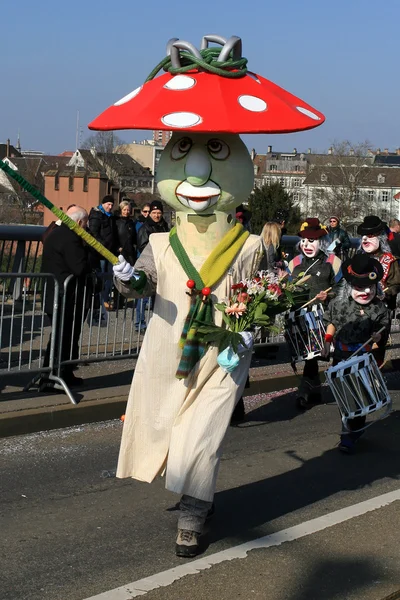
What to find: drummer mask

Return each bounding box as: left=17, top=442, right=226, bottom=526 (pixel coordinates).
left=361, top=235, right=379, bottom=254
left=351, top=284, right=376, bottom=305
left=300, top=238, right=320, bottom=258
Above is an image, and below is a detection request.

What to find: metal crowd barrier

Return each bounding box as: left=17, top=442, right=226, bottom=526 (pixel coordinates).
left=0, top=272, right=80, bottom=400
left=0, top=271, right=152, bottom=404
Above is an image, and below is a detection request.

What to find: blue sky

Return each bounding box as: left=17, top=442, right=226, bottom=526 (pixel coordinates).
left=2, top=0, right=399, bottom=155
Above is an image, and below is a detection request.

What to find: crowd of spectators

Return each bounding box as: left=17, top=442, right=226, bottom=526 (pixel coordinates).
left=39, top=195, right=170, bottom=386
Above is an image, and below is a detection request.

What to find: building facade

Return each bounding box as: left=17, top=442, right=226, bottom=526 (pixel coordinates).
left=252, top=146, right=400, bottom=231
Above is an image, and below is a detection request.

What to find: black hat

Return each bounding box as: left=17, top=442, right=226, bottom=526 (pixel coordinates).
left=342, top=254, right=383, bottom=287
left=357, top=215, right=385, bottom=236
left=149, top=200, right=163, bottom=213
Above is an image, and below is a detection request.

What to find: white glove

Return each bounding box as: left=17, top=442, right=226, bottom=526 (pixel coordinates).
left=238, top=331, right=254, bottom=352
left=113, top=255, right=139, bottom=282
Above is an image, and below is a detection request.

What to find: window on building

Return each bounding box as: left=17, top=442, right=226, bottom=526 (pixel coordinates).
left=279, top=177, right=285, bottom=186
left=293, top=178, right=301, bottom=187
left=382, top=191, right=389, bottom=202
left=378, top=174, right=386, bottom=183
left=382, top=209, right=389, bottom=221
left=269, top=164, right=277, bottom=171
left=321, top=173, right=327, bottom=182
left=68, top=175, right=74, bottom=192
left=367, top=190, right=374, bottom=201
left=264, top=176, right=271, bottom=186
left=294, top=165, right=300, bottom=172
left=293, top=192, right=299, bottom=202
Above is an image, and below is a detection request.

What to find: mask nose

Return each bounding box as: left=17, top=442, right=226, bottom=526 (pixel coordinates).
left=184, top=146, right=212, bottom=186
left=364, top=288, right=371, bottom=293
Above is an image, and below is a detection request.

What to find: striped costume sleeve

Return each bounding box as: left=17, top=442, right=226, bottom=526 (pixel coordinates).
left=326, top=254, right=342, bottom=284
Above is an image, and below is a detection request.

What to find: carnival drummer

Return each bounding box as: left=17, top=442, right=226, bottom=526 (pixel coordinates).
left=357, top=215, right=400, bottom=363
left=322, top=254, right=391, bottom=453
left=287, top=218, right=342, bottom=409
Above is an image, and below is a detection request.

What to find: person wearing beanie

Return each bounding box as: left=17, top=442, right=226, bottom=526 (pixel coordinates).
left=322, top=253, right=391, bottom=453
left=137, top=199, right=169, bottom=254
left=326, top=216, right=351, bottom=260
left=287, top=218, right=343, bottom=409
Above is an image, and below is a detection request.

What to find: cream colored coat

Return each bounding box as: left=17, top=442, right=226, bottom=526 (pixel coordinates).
left=115, top=232, right=262, bottom=502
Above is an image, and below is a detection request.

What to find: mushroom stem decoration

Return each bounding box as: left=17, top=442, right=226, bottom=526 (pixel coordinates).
left=92, top=34, right=325, bottom=556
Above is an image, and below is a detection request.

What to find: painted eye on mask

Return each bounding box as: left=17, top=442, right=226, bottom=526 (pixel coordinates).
left=171, top=137, right=193, bottom=160
left=207, top=139, right=230, bottom=160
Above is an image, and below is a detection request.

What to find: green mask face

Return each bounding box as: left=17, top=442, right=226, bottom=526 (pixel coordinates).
left=156, top=132, right=254, bottom=214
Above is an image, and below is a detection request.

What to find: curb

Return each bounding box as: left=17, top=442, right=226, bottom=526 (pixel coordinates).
left=0, top=369, right=317, bottom=439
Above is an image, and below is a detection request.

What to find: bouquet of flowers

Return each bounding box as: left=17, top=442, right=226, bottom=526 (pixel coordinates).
left=197, top=269, right=310, bottom=372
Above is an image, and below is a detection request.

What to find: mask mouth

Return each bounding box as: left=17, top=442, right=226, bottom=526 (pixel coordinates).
left=353, top=289, right=374, bottom=303
left=176, top=180, right=221, bottom=212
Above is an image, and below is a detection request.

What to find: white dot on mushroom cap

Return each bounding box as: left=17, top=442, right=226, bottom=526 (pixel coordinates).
left=114, top=86, right=143, bottom=106
left=161, top=112, right=202, bottom=128
left=164, top=75, right=196, bottom=90
left=296, top=106, right=321, bottom=120
left=238, top=95, right=267, bottom=112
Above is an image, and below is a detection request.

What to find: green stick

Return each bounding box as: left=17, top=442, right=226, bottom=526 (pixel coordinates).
left=0, top=158, right=119, bottom=265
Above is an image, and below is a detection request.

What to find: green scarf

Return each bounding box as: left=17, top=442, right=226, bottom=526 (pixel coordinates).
left=170, top=223, right=249, bottom=379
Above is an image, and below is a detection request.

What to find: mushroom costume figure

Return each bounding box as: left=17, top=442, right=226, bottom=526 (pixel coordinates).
left=89, top=34, right=325, bottom=557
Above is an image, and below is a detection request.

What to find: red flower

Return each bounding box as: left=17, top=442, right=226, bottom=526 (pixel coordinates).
left=267, top=283, right=282, bottom=296
left=231, top=283, right=246, bottom=290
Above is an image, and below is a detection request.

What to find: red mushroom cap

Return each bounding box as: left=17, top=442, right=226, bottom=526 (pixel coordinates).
left=89, top=70, right=324, bottom=134
left=88, top=35, right=325, bottom=134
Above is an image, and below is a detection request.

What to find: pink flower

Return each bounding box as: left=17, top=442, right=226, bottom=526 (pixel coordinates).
left=225, top=302, right=247, bottom=319
left=237, top=292, right=250, bottom=303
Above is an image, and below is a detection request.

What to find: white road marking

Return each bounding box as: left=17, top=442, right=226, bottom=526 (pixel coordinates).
left=82, top=488, right=400, bottom=600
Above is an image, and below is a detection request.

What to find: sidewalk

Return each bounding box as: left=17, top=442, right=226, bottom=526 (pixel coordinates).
left=1, top=335, right=400, bottom=438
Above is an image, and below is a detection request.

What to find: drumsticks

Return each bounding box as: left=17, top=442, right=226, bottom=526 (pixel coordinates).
left=300, top=287, right=332, bottom=309
left=348, top=326, right=386, bottom=360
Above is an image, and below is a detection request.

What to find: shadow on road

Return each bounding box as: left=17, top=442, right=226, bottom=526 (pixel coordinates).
left=285, top=555, right=393, bottom=600
left=211, top=410, right=400, bottom=547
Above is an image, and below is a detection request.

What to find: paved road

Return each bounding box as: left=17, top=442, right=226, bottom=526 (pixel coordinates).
left=1, top=388, right=400, bottom=600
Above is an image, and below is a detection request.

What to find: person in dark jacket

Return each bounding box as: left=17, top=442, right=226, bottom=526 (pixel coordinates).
left=135, top=203, right=151, bottom=237
left=326, top=216, right=351, bottom=260
left=88, top=195, right=117, bottom=251
left=322, top=254, right=391, bottom=453
left=134, top=200, right=169, bottom=332
left=137, top=200, right=169, bottom=254
left=357, top=215, right=400, bottom=362
left=41, top=206, right=92, bottom=386
left=287, top=218, right=343, bottom=409
left=88, top=195, right=118, bottom=306
left=116, top=199, right=137, bottom=265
